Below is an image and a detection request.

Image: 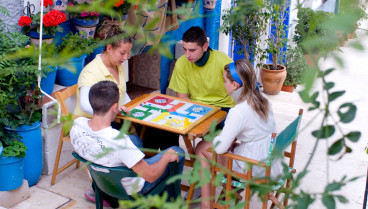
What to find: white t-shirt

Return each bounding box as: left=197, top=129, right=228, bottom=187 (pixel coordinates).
left=213, top=99, right=282, bottom=178
left=70, top=117, right=145, bottom=194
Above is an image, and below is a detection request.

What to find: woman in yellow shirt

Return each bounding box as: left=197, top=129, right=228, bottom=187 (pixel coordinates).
left=74, top=27, right=132, bottom=117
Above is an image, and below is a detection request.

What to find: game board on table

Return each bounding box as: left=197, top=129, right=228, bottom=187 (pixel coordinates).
left=121, top=93, right=220, bottom=135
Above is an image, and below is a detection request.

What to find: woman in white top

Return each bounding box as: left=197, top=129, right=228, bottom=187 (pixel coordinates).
left=195, top=59, right=282, bottom=209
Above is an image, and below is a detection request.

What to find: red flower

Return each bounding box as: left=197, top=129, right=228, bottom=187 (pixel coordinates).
left=18, top=16, right=32, bottom=27
left=41, top=0, right=53, bottom=7
left=43, top=10, right=66, bottom=27
left=114, top=0, right=125, bottom=7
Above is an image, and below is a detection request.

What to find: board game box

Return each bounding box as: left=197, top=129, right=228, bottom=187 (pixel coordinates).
left=121, top=93, right=220, bottom=134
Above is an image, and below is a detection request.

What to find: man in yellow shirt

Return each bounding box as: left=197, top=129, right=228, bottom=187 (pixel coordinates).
left=169, top=26, right=235, bottom=110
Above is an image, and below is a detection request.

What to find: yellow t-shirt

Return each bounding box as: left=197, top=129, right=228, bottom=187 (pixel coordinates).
left=74, top=55, right=127, bottom=117
left=168, top=50, right=235, bottom=108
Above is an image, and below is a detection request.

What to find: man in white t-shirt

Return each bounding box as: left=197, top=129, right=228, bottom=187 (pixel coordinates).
left=70, top=81, right=185, bottom=207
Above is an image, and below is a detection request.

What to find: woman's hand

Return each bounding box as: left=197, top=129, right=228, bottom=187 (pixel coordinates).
left=228, top=139, right=239, bottom=152
left=119, top=105, right=130, bottom=114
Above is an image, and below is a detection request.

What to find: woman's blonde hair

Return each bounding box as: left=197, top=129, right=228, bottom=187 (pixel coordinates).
left=224, top=59, right=270, bottom=120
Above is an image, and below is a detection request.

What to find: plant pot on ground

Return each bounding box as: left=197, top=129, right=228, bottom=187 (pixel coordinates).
left=282, top=45, right=308, bottom=93
left=260, top=0, right=288, bottom=95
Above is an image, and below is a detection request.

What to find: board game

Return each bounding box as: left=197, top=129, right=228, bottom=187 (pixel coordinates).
left=121, top=93, right=220, bottom=135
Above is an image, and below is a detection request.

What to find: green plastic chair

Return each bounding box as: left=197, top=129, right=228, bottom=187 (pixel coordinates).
left=72, top=152, right=181, bottom=209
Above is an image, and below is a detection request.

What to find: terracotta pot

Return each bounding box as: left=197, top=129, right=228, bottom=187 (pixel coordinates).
left=281, top=85, right=294, bottom=93
left=260, top=64, right=287, bottom=95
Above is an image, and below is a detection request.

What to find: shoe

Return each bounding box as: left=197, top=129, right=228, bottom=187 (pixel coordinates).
left=184, top=188, right=201, bottom=200
left=84, top=190, right=111, bottom=207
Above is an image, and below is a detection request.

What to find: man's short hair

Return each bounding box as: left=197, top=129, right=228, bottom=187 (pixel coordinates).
left=89, top=81, right=119, bottom=115
left=182, top=26, right=208, bottom=47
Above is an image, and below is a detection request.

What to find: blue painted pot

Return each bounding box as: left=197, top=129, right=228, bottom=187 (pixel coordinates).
left=0, top=156, right=24, bottom=191
left=54, top=20, right=73, bottom=47
left=41, top=66, right=58, bottom=95
left=28, top=30, right=54, bottom=39
left=72, top=18, right=99, bottom=27
left=5, top=122, right=42, bottom=187
left=85, top=45, right=104, bottom=66
left=56, top=54, right=87, bottom=86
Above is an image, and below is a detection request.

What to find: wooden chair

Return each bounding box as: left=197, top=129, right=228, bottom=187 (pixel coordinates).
left=209, top=109, right=303, bottom=209
left=51, top=84, right=80, bottom=185
left=72, top=152, right=181, bottom=209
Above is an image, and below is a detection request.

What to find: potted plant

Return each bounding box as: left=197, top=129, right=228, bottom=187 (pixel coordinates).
left=282, top=45, right=308, bottom=93
left=56, top=32, right=98, bottom=86
left=293, top=7, right=337, bottom=66
left=260, top=0, right=289, bottom=95
left=339, top=0, right=368, bottom=39
left=68, top=0, right=100, bottom=38
left=18, top=9, right=66, bottom=44
left=0, top=20, right=44, bottom=187
left=221, top=0, right=269, bottom=66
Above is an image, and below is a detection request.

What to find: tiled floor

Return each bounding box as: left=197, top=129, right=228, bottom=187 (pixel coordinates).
left=2, top=16, right=368, bottom=209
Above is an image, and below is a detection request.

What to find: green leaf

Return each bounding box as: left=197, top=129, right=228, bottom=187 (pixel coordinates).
left=324, top=82, right=334, bottom=90
left=328, top=138, right=344, bottom=155
left=345, top=131, right=361, bottom=142
left=324, top=68, right=335, bottom=76
left=312, top=125, right=335, bottom=139
left=350, top=40, right=365, bottom=50
left=328, top=91, right=345, bottom=102
left=335, top=195, right=348, bottom=203
left=325, top=181, right=342, bottom=192
left=322, top=194, right=336, bottom=209
left=337, top=103, right=356, bottom=123
left=345, top=146, right=352, bottom=153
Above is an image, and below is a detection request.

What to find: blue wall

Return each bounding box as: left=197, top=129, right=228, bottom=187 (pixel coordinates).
left=159, top=0, right=223, bottom=93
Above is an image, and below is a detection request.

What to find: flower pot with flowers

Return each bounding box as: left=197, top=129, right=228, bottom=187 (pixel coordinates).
left=68, top=0, right=100, bottom=38
left=18, top=9, right=66, bottom=45
left=0, top=19, right=49, bottom=187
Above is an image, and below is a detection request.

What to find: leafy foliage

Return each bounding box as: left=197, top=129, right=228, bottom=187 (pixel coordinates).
left=266, top=0, right=289, bottom=70
left=221, top=0, right=269, bottom=65
left=293, top=7, right=338, bottom=55
left=2, top=140, right=27, bottom=158
left=59, top=32, right=99, bottom=57
left=284, top=45, right=308, bottom=87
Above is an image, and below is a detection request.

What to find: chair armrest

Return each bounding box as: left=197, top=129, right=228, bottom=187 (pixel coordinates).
left=206, top=147, right=267, bottom=167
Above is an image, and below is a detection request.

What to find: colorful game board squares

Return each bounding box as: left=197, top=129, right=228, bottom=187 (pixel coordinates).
left=147, top=96, right=174, bottom=106
left=186, top=105, right=212, bottom=115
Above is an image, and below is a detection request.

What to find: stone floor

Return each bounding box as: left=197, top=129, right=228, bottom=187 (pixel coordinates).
left=1, top=16, right=368, bottom=209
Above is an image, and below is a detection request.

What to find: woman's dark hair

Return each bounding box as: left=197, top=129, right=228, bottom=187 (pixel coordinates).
left=89, top=81, right=119, bottom=115
left=224, top=59, right=270, bottom=120
left=182, top=26, right=208, bottom=47
left=96, top=20, right=132, bottom=50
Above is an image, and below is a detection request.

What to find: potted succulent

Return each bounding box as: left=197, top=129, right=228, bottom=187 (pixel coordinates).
left=282, top=45, right=308, bottom=93
left=260, top=0, right=289, bottom=95
left=221, top=0, right=269, bottom=66
left=56, top=32, right=98, bottom=86
left=293, top=7, right=336, bottom=66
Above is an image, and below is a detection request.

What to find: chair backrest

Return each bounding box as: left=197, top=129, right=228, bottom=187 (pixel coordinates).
left=55, top=84, right=78, bottom=115
left=72, top=152, right=135, bottom=199
left=272, top=109, right=303, bottom=168
left=72, top=152, right=180, bottom=200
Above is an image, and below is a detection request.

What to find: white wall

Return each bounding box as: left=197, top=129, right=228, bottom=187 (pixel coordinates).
left=218, top=0, right=232, bottom=55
